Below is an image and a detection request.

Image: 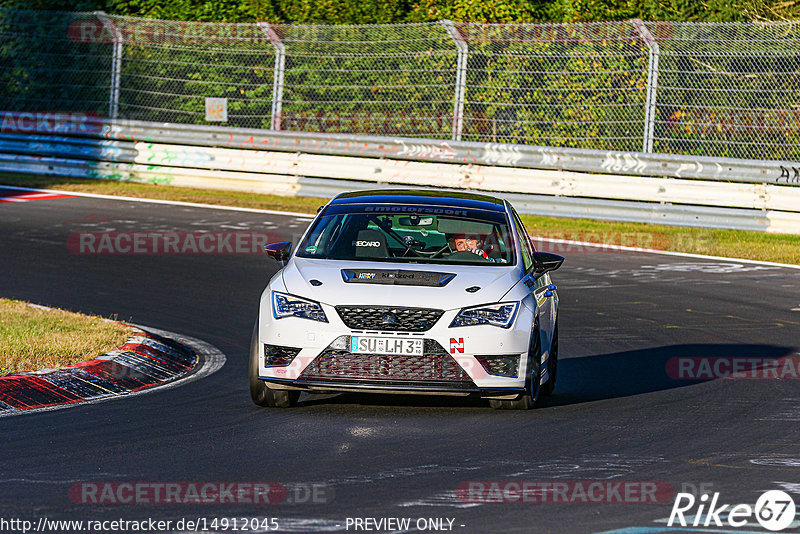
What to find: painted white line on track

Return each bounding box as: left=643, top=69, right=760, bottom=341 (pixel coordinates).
left=2, top=184, right=797, bottom=269
left=0, top=324, right=226, bottom=418
left=0, top=184, right=315, bottom=219
left=533, top=238, right=800, bottom=270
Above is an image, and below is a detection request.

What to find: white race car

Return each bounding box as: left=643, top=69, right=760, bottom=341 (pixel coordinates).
left=249, top=190, right=563, bottom=409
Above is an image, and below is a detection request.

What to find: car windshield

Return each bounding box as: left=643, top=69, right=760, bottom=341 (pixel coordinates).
left=296, top=203, right=516, bottom=266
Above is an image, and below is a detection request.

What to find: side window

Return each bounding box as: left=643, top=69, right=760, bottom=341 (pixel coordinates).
left=510, top=207, right=534, bottom=272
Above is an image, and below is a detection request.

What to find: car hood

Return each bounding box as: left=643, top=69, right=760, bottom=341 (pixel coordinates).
left=281, top=258, right=520, bottom=310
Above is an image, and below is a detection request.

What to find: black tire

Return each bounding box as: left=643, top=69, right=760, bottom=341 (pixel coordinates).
left=249, top=324, right=300, bottom=408
left=541, top=319, right=558, bottom=397
left=489, top=321, right=541, bottom=410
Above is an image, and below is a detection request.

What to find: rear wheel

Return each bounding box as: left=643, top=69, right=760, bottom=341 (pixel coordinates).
left=490, top=321, right=541, bottom=410
left=541, top=319, right=559, bottom=397
left=249, top=325, right=300, bottom=408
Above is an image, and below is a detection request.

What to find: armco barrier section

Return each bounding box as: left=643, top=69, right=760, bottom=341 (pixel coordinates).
left=1, top=119, right=800, bottom=233
left=3, top=117, right=800, bottom=185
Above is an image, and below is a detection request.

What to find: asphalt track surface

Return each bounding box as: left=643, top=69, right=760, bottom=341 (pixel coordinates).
left=1, top=187, right=800, bottom=534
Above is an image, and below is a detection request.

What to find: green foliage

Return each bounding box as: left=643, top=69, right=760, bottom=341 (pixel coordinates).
left=105, top=0, right=415, bottom=23
left=407, top=0, right=548, bottom=23
left=264, top=0, right=413, bottom=24
left=108, top=0, right=255, bottom=22
left=4, top=0, right=792, bottom=23
left=641, top=0, right=768, bottom=21
left=542, top=0, right=642, bottom=23
left=767, top=0, right=800, bottom=19
left=0, top=0, right=109, bottom=11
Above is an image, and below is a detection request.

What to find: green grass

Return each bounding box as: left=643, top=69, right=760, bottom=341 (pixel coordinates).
left=521, top=217, right=800, bottom=265
left=0, top=299, right=132, bottom=376
left=0, top=173, right=328, bottom=213
left=1, top=173, right=798, bottom=265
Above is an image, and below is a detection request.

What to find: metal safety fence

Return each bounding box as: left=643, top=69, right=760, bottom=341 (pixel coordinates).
left=1, top=10, right=800, bottom=160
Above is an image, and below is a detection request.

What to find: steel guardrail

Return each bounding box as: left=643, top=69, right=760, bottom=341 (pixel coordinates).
left=23, top=117, right=800, bottom=186
left=2, top=116, right=800, bottom=233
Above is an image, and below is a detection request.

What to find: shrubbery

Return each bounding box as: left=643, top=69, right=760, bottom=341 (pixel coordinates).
left=2, top=0, right=792, bottom=23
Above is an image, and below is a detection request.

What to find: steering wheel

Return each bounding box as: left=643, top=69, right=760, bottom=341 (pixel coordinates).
left=446, top=250, right=493, bottom=262
left=428, top=244, right=452, bottom=258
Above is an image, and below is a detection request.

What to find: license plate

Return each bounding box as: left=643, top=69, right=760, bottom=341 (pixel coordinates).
left=350, top=336, right=424, bottom=356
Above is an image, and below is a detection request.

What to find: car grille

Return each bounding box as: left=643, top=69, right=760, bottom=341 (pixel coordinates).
left=300, top=339, right=469, bottom=382
left=335, top=306, right=444, bottom=332
left=264, top=344, right=301, bottom=366
left=475, top=355, right=521, bottom=378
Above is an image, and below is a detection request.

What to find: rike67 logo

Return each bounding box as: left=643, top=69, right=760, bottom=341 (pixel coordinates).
left=669, top=490, right=796, bottom=531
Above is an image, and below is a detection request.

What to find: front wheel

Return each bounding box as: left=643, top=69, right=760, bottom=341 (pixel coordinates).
left=249, top=325, right=300, bottom=408
left=540, top=319, right=558, bottom=397
left=490, top=321, right=541, bottom=410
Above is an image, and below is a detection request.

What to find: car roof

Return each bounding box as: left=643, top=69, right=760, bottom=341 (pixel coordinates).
left=330, top=189, right=507, bottom=213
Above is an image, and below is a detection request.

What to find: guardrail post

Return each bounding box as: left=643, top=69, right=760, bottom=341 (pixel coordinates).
left=95, top=11, right=122, bottom=120
left=441, top=20, right=467, bottom=142
left=632, top=19, right=659, bottom=153
left=258, top=23, right=285, bottom=131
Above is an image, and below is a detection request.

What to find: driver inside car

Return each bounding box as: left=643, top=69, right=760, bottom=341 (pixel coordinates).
left=449, top=233, right=507, bottom=263
left=452, top=234, right=490, bottom=259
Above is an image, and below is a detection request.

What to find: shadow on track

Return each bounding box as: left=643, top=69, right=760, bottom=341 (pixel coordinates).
left=292, top=343, right=795, bottom=410
left=543, top=343, right=795, bottom=407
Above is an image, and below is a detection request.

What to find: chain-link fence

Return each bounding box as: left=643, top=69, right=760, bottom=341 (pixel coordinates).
left=651, top=21, right=800, bottom=159
left=0, top=11, right=115, bottom=115
left=2, top=10, right=799, bottom=160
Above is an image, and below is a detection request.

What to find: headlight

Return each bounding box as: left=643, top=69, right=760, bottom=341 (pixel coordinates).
left=272, top=291, right=328, bottom=322
left=449, top=302, right=519, bottom=329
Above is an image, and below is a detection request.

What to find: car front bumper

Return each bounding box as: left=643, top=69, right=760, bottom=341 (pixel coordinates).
left=257, top=300, right=537, bottom=398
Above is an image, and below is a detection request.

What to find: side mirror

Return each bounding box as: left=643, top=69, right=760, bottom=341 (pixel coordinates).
left=263, top=241, right=291, bottom=264
left=532, top=251, right=564, bottom=278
